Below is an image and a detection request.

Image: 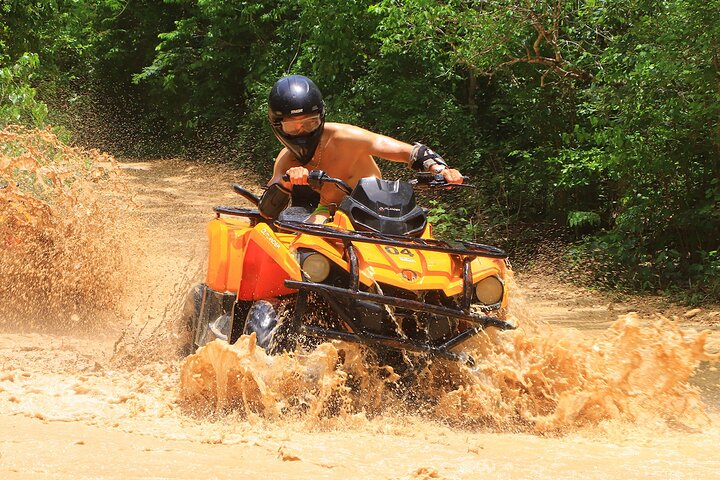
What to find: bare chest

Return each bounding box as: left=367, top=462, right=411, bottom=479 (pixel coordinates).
left=305, top=140, right=380, bottom=205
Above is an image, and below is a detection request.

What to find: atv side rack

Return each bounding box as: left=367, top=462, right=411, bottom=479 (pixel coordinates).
left=276, top=220, right=508, bottom=258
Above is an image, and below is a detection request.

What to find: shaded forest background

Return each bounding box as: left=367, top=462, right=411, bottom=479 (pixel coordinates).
left=1, top=0, right=718, bottom=302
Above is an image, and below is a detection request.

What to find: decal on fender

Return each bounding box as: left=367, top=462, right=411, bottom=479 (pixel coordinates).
left=260, top=226, right=281, bottom=249
left=384, top=246, right=416, bottom=262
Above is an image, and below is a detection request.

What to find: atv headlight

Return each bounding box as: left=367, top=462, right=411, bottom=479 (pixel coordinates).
left=301, top=253, right=331, bottom=283
left=475, top=275, right=504, bottom=305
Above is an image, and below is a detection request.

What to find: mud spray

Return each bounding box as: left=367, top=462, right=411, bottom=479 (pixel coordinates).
left=180, top=284, right=719, bottom=434
left=2, top=137, right=720, bottom=477
left=0, top=126, right=135, bottom=327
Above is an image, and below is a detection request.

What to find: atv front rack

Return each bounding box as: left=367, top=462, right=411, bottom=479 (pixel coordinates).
left=276, top=219, right=513, bottom=363
left=285, top=280, right=515, bottom=364
left=275, top=220, right=508, bottom=258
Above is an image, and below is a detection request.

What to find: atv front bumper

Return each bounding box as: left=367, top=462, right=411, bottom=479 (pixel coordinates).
left=285, top=279, right=515, bottom=364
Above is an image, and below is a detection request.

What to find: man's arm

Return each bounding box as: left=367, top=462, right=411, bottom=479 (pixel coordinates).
left=258, top=149, right=294, bottom=219
left=267, top=149, right=294, bottom=188
left=343, top=126, right=464, bottom=184
left=336, top=125, right=412, bottom=163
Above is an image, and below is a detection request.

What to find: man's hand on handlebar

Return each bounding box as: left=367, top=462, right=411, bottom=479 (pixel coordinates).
left=281, top=169, right=353, bottom=195
left=411, top=171, right=472, bottom=189
left=428, top=164, right=464, bottom=186
left=281, top=166, right=310, bottom=189
left=438, top=167, right=464, bottom=184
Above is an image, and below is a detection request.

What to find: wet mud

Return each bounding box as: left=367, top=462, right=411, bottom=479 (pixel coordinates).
left=182, top=307, right=718, bottom=433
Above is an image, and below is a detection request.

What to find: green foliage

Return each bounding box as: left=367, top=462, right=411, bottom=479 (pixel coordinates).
left=0, top=0, right=717, bottom=300
left=426, top=200, right=471, bottom=240
left=0, top=0, right=95, bottom=84
left=371, top=0, right=719, bottom=299
left=568, top=211, right=601, bottom=229
left=0, top=53, right=47, bottom=127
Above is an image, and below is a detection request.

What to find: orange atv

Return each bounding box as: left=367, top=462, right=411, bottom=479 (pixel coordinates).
left=183, top=170, right=514, bottom=366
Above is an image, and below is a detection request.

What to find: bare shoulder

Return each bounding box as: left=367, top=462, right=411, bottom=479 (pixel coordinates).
left=325, top=122, right=377, bottom=145
left=324, top=122, right=411, bottom=163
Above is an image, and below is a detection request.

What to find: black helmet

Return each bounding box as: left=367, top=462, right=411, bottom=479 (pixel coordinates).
left=268, top=75, right=325, bottom=165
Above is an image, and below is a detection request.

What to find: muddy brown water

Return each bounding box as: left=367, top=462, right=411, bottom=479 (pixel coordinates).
left=1, top=158, right=719, bottom=479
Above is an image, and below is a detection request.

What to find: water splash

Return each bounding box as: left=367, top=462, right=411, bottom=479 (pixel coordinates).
left=0, top=126, right=134, bottom=327
left=434, top=313, right=718, bottom=432
left=181, top=312, right=719, bottom=433
left=180, top=333, right=400, bottom=419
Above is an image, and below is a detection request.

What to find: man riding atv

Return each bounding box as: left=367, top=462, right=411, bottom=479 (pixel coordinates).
left=259, top=75, right=465, bottom=223
left=181, top=74, right=513, bottom=369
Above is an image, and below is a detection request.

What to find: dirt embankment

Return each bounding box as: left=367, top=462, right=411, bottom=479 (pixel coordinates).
left=1, top=154, right=719, bottom=479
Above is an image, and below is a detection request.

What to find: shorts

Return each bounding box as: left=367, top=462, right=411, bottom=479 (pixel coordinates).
left=311, top=204, right=330, bottom=216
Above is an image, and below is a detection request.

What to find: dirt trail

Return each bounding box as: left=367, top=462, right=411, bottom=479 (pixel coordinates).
left=1, top=158, right=719, bottom=479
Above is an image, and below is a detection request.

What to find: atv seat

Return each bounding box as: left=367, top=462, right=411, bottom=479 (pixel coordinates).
left=278, top=206, right=313, bottom=223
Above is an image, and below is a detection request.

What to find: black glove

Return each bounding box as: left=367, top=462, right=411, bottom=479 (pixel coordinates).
left=409, top=143, right=448, bottom=172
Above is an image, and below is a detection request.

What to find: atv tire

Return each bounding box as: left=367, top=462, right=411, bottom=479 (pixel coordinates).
left=178, top=284, right=205, bottom=357
left=243, top=300, right=297, bottom=354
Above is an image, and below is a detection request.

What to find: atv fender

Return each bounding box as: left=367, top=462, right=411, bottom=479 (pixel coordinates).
left=205, top=219, right=301, bottom=299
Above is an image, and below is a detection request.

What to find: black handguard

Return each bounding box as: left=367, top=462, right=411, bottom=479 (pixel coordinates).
left=409, top=143, right=448, bottom=172
left=258, top=182, right=291, bottom=220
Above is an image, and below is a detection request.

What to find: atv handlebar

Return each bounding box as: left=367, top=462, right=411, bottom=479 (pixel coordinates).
left=281, top=170, right=353, bottom=195
left=282, top=170, right=473, bottom=194
left=232, top=183, right=261, bottom=206
left=409, top=172, right=473, bottom=189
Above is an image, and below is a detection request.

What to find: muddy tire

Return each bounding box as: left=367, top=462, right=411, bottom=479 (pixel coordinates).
left=228, top=300, right=252, bottom=344
left=178, top=284, right=204, bottom=357
left=243, top=300, right=297, bottom=354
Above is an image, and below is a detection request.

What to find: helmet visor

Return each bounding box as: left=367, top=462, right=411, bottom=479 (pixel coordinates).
left=280, top=114, right=322, bottom=136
